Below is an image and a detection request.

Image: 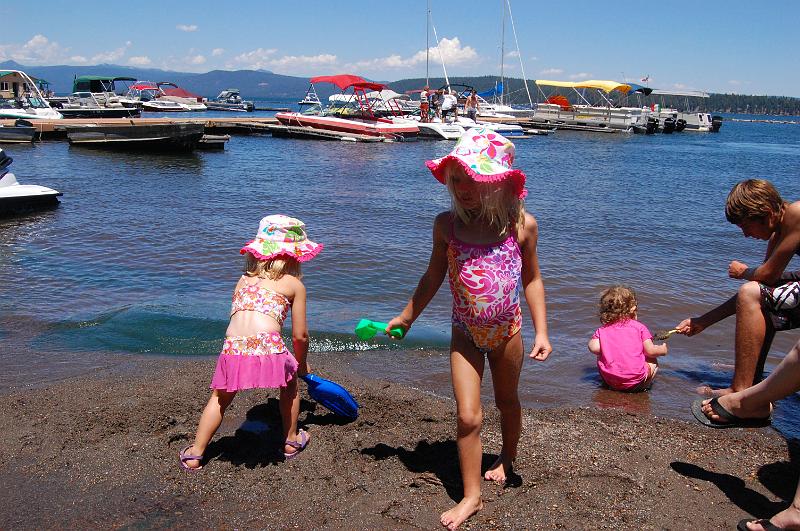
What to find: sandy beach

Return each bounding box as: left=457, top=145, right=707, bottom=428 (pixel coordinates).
left=0, top=351, right=796, bottom=530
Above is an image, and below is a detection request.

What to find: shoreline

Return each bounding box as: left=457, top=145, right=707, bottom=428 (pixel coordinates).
left=2, top=353, right=797, bottom=529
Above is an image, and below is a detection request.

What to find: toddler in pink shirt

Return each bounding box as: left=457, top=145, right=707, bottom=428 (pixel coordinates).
left=588, top=285, right=668, bottom=392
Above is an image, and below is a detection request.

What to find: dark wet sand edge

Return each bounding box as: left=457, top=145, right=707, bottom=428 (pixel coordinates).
left=1, top=354, right=797, bottom=529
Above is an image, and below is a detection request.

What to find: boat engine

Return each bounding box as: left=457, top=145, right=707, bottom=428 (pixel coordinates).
left=675, top=119, right=687, bottom=132
left=645, top=116, right=658, bottom=135
left=711, top=115, right=723, bottom=132
left=662, top=117, right=676, bottom=134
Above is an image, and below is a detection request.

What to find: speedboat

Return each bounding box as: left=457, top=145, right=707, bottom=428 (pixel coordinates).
left=126, top=82, right=191, bottom=112
left=0, top=149, right=62, bottom=215
left=157, top=82, right=207, bottom=111
left=276, top=75, right=419, bottom=140
left=53, top=92, right=140, bottom=118
left=205, top=89, right=254, bottom=112
left=0, top=70, right=63, bottom=120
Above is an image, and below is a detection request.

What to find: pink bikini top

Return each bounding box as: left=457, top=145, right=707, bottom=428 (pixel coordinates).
left=230, top=278, right=290, bottom=326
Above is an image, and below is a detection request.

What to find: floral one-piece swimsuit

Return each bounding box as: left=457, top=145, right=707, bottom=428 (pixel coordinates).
left=447, top=220, right=522, bottom=353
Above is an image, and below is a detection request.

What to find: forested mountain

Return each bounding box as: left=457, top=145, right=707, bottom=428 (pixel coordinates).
left=3, top=60, right=798, bottom=115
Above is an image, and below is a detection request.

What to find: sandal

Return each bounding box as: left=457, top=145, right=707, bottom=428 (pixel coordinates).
left=179, top=445, right=204, bottom=471
left=283, top=429, right=309, bottom=461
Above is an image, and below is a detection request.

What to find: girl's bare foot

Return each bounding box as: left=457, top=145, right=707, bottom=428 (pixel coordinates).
left=440, top=496, right=483, bottom=530
left=700, top=394, right=772, bottom=423
left=743, top=503, right=800, bottom=529
left=484, top=454, right=514, bottom=483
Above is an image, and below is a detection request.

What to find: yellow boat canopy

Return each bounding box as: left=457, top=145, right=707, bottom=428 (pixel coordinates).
left=535, top=79, right=633, bottom=94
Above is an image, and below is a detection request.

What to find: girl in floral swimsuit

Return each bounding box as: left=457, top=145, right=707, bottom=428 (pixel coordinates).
left=180, top=215, right=323, bottom=470
left=388, top=127, right=552, bottom=531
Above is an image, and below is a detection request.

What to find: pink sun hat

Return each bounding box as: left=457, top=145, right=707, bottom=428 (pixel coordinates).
left=425, top=126, right=527, bottom=199
left=240, top=214, right=323, bottom=262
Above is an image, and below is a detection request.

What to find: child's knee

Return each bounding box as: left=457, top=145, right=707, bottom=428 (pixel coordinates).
left=456, top=408, right=483, bottom=433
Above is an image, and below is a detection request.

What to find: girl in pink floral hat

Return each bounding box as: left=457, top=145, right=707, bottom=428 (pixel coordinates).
left=180, top=215, right=323, bottom=470
left=387, top=127, right=552, bottom=530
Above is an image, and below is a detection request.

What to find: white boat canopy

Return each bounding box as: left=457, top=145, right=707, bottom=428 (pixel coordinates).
left=650, top=89, right=709, bottom=98
left=535, top=79, right=633, bottom=94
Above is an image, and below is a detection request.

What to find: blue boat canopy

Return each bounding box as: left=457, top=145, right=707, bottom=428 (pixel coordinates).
left=477, top=82, right=503, bottom=99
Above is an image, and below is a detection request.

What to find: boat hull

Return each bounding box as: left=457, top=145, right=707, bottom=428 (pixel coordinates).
left=275, top=112, right=418, bottom=138
left=57, top=107, right=140, bottom=119
left=65, top=123, right=205, bottom=152
left=0, top=125, right=37, bottom=143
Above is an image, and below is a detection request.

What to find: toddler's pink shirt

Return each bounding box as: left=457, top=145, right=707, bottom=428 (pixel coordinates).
left=591, top=319, right=652, bottom=391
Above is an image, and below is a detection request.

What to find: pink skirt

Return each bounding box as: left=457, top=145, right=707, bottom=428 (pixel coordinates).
left=210, top=331, right=298, bottom=392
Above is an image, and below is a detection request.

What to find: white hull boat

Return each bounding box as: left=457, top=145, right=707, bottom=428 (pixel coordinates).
left=0, top=70, right=63, bottom=120
left=0, top=150, right=62, bottom=215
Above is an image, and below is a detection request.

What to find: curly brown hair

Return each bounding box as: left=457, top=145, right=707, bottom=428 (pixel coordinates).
left=599, top=285, right=637, bottom=325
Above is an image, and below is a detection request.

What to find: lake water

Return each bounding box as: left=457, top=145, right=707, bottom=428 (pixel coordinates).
left=2, top=106, right=799, bottom=437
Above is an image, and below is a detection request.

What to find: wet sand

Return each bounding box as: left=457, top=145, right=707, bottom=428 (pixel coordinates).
left=1, top=352, right=798, bottom=530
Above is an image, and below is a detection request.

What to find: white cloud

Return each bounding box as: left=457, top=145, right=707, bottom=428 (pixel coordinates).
left=189, top=55, right=206, bottom=65
left=672, top=83, right=687, bottom=90
left=231, top=48, right=337, bottom=73
left=70, top=55, right=89, bottom=64
left=728, top=79, right=743, bottom=86
left=539, top=68, right=563, bottom=76
left=569, top=72, right=592, bottom=80
left=348, top=37, right=477, bottom=72
left=128, top=56, right=152, bottom=66
left=506, top=50, right=520, bottom=58
left=92, top=42, right=132, bottom=64
left=212, top=48, right=224, bottom=57
left=0, top=34, right=66, bottom=64
left=177, top=24, right=198, bottom=32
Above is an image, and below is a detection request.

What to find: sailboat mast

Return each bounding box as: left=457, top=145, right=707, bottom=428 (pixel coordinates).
left=426, top=0, right=430, bottom=86
left=499, top=0, right=506, bottom=105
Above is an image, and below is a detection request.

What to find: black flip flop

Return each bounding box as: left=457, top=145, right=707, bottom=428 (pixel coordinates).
left=691, top=397, right=771, bottom=429
left=737, top=518, right=784, bottom=531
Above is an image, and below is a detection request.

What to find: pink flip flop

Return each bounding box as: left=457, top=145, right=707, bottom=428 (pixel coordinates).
left=179, top=445, right=204, bottom=471
left=283, top=429, right=309, bottom=461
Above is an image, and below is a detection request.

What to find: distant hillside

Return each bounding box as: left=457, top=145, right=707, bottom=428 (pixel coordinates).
left=3, top=61, right=799, bottom=114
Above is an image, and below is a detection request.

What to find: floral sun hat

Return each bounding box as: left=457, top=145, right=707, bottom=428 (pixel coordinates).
left=425, top=126, right=527, bottom=198
left=240, top=214, right=323, bottom=262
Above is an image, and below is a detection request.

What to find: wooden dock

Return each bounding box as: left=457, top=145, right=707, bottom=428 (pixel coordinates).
left=0, top=117, right=280, bottom=139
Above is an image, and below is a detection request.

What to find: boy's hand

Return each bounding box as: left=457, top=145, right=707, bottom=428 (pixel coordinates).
left=676, top=318, right=705, bottom=336
left=529, top=336, right=552, bottom=361
left=728, top=260, right=749, bottom=279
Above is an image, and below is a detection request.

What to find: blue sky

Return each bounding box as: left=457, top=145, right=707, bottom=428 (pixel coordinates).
left=2, top=0, right=798, bottom=97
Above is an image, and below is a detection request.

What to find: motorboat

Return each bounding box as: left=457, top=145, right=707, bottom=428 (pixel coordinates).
left=297, top=84, right=321, bottom=110
left=276, top=75, right=419, bottom=140
left=530, top=79, right=652, bottom=132
left=0, top=119, right=37, bottom=143
left=205, top=89, right=254, bottom=112
left=648, top=89, right=722, bottom=132
left=0, top=149, right=62, bottom=215
left=157, top=82, right=207, bottom=111
left=52, top=91, right=140, bottom=118
left=125, top=82, right=191, bottom=112
left=0, top=70, right=63, bottom=120
left=66, top=75, right=141, bottom=109
left=363, top=89, right=461, bottom=140
left=64, top=122, right=205, bottom=151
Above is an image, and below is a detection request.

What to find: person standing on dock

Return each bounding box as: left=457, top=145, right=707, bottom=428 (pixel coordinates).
left=420, top=86, right=430, bottom=123
left=465, top=90, right=479, bottom=122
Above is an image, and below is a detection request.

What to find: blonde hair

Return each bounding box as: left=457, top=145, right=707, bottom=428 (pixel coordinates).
left=725, top=179, right=784, bottom=225
left=243, top=252, right=302, bottom=280
left=599, top=285, right=637, bottom=325
left=444, top=161, right=525, bottom=236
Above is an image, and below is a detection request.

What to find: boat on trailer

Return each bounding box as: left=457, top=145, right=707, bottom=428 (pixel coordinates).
left=276, top=75, right=419, bottom=140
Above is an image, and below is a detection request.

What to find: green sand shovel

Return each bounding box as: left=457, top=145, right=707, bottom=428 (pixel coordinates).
left=355, top=319, right=406, bottom=340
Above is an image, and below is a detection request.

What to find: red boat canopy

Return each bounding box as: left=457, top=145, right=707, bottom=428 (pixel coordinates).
left=161, top=86, right=202, bottom=99
left=130, top=82, right=158, bottom=90
left=310, top=74, right=386, bottom=91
